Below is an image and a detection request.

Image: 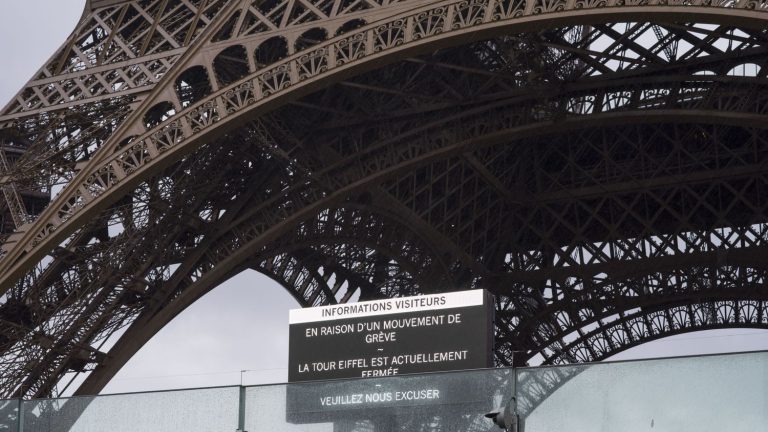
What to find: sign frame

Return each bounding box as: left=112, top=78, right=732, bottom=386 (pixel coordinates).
left=287, top=289, right=495, bottom=383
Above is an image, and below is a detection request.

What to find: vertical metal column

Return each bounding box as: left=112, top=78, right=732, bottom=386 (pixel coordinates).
left=513, top=368, right=525, bottom=432
left=237, top=386, right=246, bottom=432
left=16, top=399, right=23, bottom=432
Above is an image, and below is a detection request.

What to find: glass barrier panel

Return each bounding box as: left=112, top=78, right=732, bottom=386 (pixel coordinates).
left=21, top=386, right=239, bottom=432
left=517, top=351, right=768, bottom=432
left=0, top=399, right=19, bottom=432
left=245, top=369, right=515, bottom=432
left=4, top=351, right=766, bottom=432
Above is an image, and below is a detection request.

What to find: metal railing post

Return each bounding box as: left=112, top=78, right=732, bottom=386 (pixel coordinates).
left=16, top=399, right=23, bottom=432
left=236, top=386, right=246, bottom=432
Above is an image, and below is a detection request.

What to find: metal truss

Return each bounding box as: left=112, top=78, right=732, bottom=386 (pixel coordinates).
left=1, top=0, right=768, bottom=399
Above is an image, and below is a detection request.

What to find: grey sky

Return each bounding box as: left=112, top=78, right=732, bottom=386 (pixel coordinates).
left=1, top=0, right=767, bottom=396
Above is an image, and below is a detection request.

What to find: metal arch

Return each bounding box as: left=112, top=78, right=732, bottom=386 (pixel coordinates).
left=484, top=119, right=768, bottom=364
left=503, top=272, right=768, bottom=365
left=267, top=205, right=450, bottom=283
left=500, top=248, right=768, bottom=334
left=541, top=260, right=768, bottom=342
left=499, top=292, right=768, bottom=363
left=3, top=106, right=768, bottom=300
left=4, top=0, right=768, bottom=399
left=0, top=131, right=273, bottom=398
left=3, top=2, right=768, bottom=295
left=6, top=113, right=768, bottom=396
left=66, top=203, right=442, bottom=396
left=9, top=110, right=768, bottom=394
left=4, top=0, right=419, bottom=119
left=89, top=111, right=768, bottom=338
left=69, top=117, right=768, bottom=395
left=546, top=298, right=768, bottom=364
left=1, top=0, right=234, bottom=118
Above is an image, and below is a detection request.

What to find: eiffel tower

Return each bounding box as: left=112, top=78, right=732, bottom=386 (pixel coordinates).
left=1, top=0, right=768, bottom=399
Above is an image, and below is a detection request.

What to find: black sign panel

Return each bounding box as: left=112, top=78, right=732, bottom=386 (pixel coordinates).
left=288, top=290, right=494, bottom=382
left=284, top=369, right=511, bottom=424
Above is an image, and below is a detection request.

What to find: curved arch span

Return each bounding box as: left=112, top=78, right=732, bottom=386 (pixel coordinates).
left=527, top=295, right=768, bottom=365
left=3, top=2, right=768, bottom=296
left=67, top=115, right=768, bottom=394
left=4, top=1, right=768, bottom=398
left=70, top=202, right=443, bottom=394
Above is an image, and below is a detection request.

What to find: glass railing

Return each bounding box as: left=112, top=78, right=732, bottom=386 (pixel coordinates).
left=17, top=386, right=240, bottom=432
left=0, top=350, right=765, bottom=431
left=244, top=368, right=513, bottom=432
left=517, top=350, right=768, bottom=432
left=0, top=399, right=19, bottom=432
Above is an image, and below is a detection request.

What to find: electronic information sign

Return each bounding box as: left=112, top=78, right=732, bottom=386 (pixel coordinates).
left=288, top=289, right=494, bottom=382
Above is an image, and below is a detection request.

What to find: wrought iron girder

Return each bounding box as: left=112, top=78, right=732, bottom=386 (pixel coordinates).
left=4, top=0, right=768, bottom=399
left=257, top=111, right=483, bottom=279
left=256, top=252, right=349, bottom=306
left=40, top=123, right=444, bottom=396
left=506, top=260, right=768, bottom=328
left=64, top=118, right=768, bottom=394
left=1, top=105, right=768, bottom=398
left=1, top=0, right=232, bottom=119
left=162, top=117, right=768, bottom=317
left=72, top=203, right=441, bottom=396
left=10, top=102, right=768, bottom=398
left=542, top=297, right=768, bottom=365
left=0, top=135, right=271, bottom=397
left=268, top=206, right=437, bottom=282
left=493, top=260, right=768, bottom=363
left=5, top=3, right=768, bottom=295
left=259, top=244, right=413, bottom=305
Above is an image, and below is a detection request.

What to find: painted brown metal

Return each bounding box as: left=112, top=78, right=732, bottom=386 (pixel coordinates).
left=2, top=0, right=768, bottom=398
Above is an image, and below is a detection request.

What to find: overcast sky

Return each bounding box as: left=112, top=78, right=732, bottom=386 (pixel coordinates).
left=1, top=0, right=767, bottom=396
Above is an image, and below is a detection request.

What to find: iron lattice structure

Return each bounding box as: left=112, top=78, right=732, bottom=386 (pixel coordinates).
left=0, top=0, right=767, bottom=399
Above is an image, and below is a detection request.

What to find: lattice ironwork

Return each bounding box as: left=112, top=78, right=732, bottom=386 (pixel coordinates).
left=0, top=0, right=768, bottom=400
